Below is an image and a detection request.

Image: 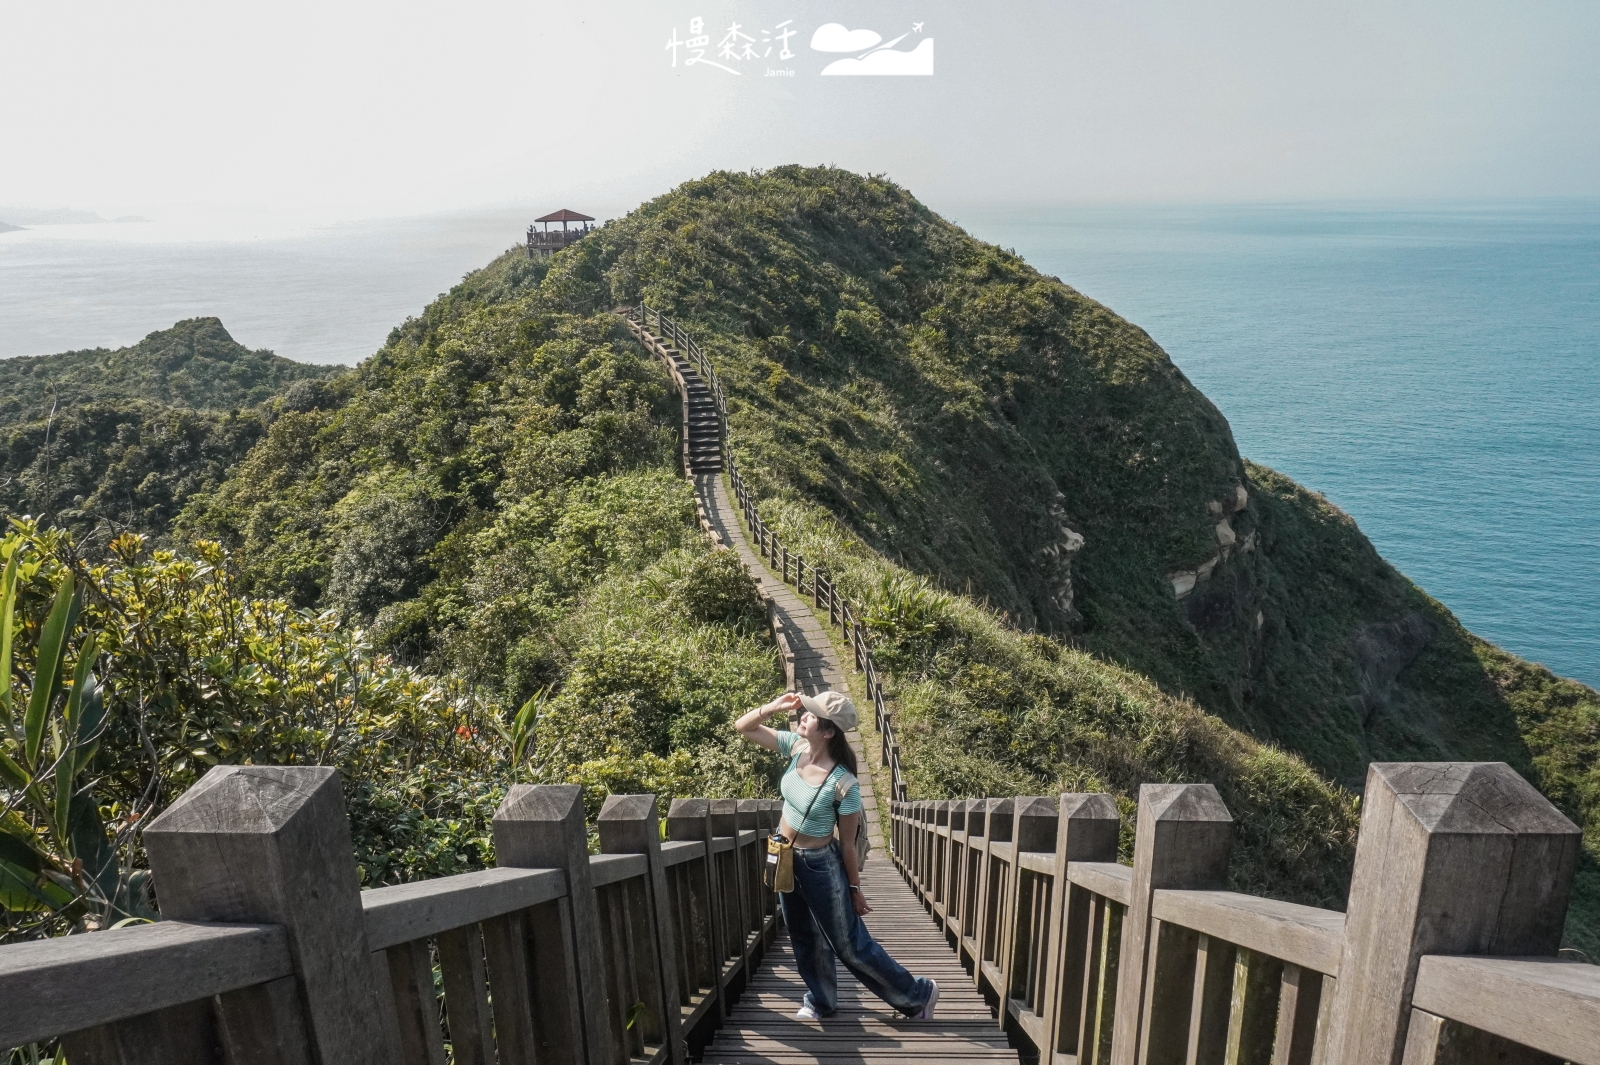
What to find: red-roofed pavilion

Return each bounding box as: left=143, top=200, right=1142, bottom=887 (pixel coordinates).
left=527, top=209, right=596, bottom=257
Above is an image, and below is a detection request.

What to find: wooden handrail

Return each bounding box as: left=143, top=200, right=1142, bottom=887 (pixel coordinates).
left=0, top=921, right=292, bottom=1050
left=888, top=763, right=1593, bottom=1065
left=1410, top=955, right=1600, bottom=1063
left=362, top=866, right=567, bottom=950
left=1, top=772, right=784, bottom=1064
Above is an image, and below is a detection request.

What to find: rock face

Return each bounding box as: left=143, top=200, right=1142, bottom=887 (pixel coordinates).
left=1039, top=494, right=1086, bottom=622
left=1169, top=484, right=1252, bottom=600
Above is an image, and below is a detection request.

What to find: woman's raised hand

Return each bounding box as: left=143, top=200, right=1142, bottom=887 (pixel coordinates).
left=771, top=691, right=805, bottom=715
left=735, top=691, right=805, bottom=748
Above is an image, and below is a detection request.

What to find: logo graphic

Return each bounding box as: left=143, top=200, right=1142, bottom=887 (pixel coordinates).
left=810, top=22, right=933, bottom=76
left=666, top=16, right=797, bottom=75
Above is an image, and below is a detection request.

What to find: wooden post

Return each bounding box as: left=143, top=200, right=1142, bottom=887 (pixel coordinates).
left=1321, top=763, right=1581, bottom=1065
left=916, top=800, right=929, bottom=893
left=494, top=784, right=614, bottom=1065
left=667, top=798, right=726, bottom=1019
left=140, top=765, right=389, bottom=1065
left=1001, top=797, right=1059, bottom=1025
left=599, top=795, right=687, bottom=1065
left=958, top=799, right=989, bottom=955
left=738, top=799, right=764, bottom=945
left=975, top=797, right=1015, bottom=993
left=1109, top=783, right=1233, bottom=1065
left=948, top=799, right=974, bottom=939
left=709, top=798, right=748, bottom=982
left=1039, top=794, right=1121, bottom=1063
left=934, top=801, right=953, bottom=917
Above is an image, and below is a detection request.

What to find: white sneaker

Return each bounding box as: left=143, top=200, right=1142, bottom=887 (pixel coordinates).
left=795, top=1004, right=820, bottom=1021
left=916, top=980, right=939, bottom=1020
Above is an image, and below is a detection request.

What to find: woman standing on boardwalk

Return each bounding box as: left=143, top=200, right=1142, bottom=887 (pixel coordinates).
left=734, top=690, right=939, bottom=1022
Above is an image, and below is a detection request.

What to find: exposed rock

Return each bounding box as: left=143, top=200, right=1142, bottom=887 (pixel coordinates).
left=1169, top=484, right=1254, bottom=601
left=1039, top=494, right=1085, bottom=623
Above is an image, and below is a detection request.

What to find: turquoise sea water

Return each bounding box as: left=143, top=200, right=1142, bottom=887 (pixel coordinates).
left=3, top=202, right=1597, bottom=688
left=952, top=203, right=1600, bottom=689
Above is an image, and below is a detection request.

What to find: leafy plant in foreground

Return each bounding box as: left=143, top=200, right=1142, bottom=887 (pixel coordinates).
left=0, top=547, right=136, bottom=935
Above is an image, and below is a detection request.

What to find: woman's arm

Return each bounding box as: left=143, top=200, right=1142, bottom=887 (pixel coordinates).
left=733, top=692, right=803, bottom=751
left=837, top=811, right=871, bottom=915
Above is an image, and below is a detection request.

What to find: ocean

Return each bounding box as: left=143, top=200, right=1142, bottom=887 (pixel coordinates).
left=953, top=202, right=1600, bottom=690
left=2, top=202, right=1597, bottom=688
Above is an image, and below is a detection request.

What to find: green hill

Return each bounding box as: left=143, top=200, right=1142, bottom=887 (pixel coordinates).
left=542, top=166, right=1598, bottom=944
left=0, top=318, right=337, bottom=535
left=0, top=317, right=331, bottom=425
left=23, top=168, right=1589, bottom=944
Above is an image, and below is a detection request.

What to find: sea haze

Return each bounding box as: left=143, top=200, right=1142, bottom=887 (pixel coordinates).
left=0, top=208, right=543, bottom=364
left=1, top=200, right=1596, bottom=690
left=952, top=201, right=1600, bottom=690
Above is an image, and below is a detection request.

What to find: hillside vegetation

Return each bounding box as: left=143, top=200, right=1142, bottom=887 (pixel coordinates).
left=544, top=166, right=1597, bottom=944
left=0, top=318, right=336, bottom=536
left=3, top=288, right=782, bottom=942
left=178, top=267, right=785, bottom=804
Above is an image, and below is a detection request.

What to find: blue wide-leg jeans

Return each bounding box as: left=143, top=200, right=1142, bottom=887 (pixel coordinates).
left=780, top=840, right=933, bottom=1017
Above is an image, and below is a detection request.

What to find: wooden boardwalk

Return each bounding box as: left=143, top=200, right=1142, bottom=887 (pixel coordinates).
left=628, top=313, right=1019, bottom=1063
left=692, top=467, right=1013, bottom=1063
left=700, top=856, right=1014, bottom=1064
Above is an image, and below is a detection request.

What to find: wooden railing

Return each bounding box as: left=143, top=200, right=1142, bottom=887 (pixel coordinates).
left=0, top=767, right=782, bottom=1064
left=892, top=763, right=1599, bottom=1065
left=626, top=303, right=909, bottom=802
left=527, top=227, right=592, bottom=255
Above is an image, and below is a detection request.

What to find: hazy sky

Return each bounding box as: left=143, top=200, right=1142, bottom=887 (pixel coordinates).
left=3, top=1, right=1597, bottom=224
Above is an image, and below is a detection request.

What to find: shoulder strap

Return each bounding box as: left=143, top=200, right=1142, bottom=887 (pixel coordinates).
left=797, top=763, right=843, bottom=827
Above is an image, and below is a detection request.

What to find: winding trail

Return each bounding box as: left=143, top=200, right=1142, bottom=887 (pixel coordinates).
left=626, top=315, right=1019, bottom=1065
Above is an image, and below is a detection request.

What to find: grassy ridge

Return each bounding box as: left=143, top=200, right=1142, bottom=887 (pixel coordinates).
left=0, top=317, right=331, bottom=424
left=179, top=254, right=787, bottom=815
left=539, top=165, right=1596, bottom=944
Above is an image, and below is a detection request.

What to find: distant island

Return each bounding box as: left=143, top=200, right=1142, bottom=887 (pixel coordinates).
left=0, top=206, right=149, bottom=225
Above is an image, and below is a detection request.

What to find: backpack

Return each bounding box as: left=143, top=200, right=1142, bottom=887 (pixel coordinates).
left=832, top=770, right=872, bottom=870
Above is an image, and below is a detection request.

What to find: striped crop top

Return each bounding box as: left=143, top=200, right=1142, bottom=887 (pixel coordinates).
left=775, top=730, right=863, bottom=838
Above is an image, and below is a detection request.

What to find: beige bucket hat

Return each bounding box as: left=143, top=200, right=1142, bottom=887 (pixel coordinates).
left=798, top=690, right=858, bottom=732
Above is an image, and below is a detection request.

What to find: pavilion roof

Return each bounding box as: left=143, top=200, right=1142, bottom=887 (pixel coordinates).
left=535, top=208, right=594, bottom=222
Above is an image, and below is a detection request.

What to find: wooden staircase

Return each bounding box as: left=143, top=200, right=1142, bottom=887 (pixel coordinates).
left=660, top=340, right=724, bottom=474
